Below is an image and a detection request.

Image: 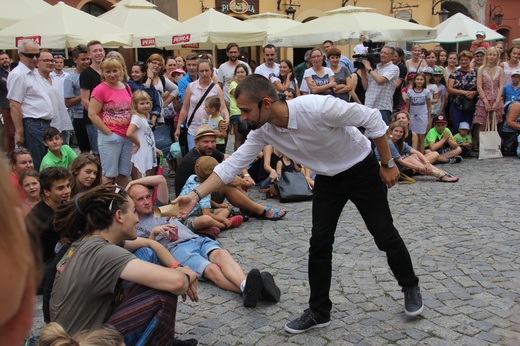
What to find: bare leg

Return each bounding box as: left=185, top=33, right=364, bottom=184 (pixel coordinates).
left=116, top=174, right=129, bottom=188
left=220, top=185, right=286, bottom=219
left=203, top=249, right=246, bottom=292
left=193, top=215, right=225, bottom=230
left=233, top=124, right=244, bottom=151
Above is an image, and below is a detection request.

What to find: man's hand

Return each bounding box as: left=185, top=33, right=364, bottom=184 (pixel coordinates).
left=171, top=195, right=197, bottom=220
left=177, top=266, right=199, bottom=302
left=380, top=166, right=399, bottom=188
left=149, top=224, right=176, bottom=240
left=362, top=59, right=372, bottom=70
left=15, top=130, right=24, bottom=147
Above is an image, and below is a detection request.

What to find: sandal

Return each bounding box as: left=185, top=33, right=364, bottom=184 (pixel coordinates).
left=255, top=206, right=286, bottom=221
left=438, top=172, right=459, bottom=183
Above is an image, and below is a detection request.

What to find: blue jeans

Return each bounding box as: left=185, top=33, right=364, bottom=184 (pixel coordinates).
left=451, top=104, right=473, bottom=135
left=23, top=118, right=50, bottom=171
left=86, top=123, right=99, bottom=154
left=187, top=133, right=195, bottom=151
left=309, top=152, right=418, bottom=316
left=379, top=110, right=392, bottom=125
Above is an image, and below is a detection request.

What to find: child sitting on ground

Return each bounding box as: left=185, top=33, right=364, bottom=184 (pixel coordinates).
left=425, top=115, right=463, bottom=163
left=40, top=126, right=78, bottom=171
left=453, top=121, right=472, bottom=157
left=203, top=95, right=227, bottom=153
left=180, top=156, right=243, bottom=236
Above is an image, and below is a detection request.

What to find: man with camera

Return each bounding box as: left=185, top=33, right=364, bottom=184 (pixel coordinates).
left=363, top=45, right=399, bottom=125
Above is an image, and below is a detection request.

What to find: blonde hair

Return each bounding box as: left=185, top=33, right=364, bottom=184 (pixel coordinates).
left=131, top=90, right=151, bottom=117
left=39, top=322, right=124, bottom=346
left=105, top=51, right=129, bottom=81
left=482, top=47, right=500, bottom=68
left=99, top=58, right=124, bottom=82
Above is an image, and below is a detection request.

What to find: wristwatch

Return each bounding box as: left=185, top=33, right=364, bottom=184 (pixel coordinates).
left=368, top=69, right=373, bottom=74
left=381, top=158, right=395, bottom=168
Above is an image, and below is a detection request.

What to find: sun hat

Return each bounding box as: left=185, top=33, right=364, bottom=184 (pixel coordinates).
left=194, top=124, right=217, bottom=141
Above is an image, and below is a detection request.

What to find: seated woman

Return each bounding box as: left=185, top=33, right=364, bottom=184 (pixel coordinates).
left=266, top=153, right=303, bottom=198
left=69, top=153, right=102, bottom=197
left=376, top=121, right=459, bottom=183
left=50, top=184, right=199, bottom=345
left=259, top=145, right=283, bottom=191
left=19, top=170, right=41, bottom=216
left=391, top=111, right=418, bottom=150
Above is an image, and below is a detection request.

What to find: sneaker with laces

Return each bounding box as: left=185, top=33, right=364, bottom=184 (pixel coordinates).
left=243, top=269, right=263, bottom=308
left=448, top=155, right=463, bottom=164
left=402, top=285, right=424, bottom=316
left=260, top=271, right=281, bottom=302
left=284, top=308, right=331, bottom=334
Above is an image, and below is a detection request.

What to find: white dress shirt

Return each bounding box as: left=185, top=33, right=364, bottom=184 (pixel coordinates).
left=213, top=95, right=387, bottom=183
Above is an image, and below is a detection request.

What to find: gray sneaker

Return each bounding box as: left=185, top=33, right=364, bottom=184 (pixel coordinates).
left=402, top=285, right=424, bottom=316
left=284, top=309, right=331, bottom=334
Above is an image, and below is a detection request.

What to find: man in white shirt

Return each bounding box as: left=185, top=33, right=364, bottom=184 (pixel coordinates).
left=254, top=44, right=279, bottom=80
left=173, top=74, right=424, bottom=334
left=7, top=39, right=54, bottom=170
left=217, top=42, right=251, bottom=109
left=50, top=54, right=68, bottom=98
left=363, top=45, right=399, bottom=125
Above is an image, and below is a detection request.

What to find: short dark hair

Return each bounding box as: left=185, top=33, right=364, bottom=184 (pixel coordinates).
left=186, top=52, right=199, bottom=61
left=323, top=40, right=334, bottom=46
left=326, top=47, right=341, bottom=59
left=72, top=44, right=88, bottom=59
left=226, top=43, right=239, bottom=52
left=87, top=40, right=102, bottom=51
left=205, top=95, right=221, bottom=110
left=235, top=74, right=278, bottom=103
left=263, top=44, right=276, bottom=52
left=42, top=126, right=60, bottom=141
left=39, top=167, right=71, bottom=194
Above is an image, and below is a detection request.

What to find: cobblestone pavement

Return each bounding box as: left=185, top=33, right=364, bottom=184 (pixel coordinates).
left=32, top=156, right=520, bottom=345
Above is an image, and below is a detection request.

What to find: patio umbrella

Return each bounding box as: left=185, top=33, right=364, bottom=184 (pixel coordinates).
left=512, top=38, right=520, bottom=44
left=245, top=12, right=301, bottom=45
left=155, top=8, right=266, bottom=50
left=99, top=0, right=180, bottom=48
left=415, top=12, right=504, bottom=43
left=0, top=0, right=51, bottom=30
left=269, top=6, right=436, bottom=48
left=0, top=2, right=133, bottom=50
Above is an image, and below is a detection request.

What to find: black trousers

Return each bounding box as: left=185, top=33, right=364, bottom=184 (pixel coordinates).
left=308, top=152, right=419, bottom=316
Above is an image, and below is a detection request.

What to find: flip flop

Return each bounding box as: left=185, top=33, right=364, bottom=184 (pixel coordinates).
left=438, top=172, right=459, bottom=183
left=255, top=206, right=286, bottom=221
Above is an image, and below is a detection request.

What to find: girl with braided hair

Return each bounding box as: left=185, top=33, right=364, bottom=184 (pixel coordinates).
left=50, top=184, right=199, bottom=345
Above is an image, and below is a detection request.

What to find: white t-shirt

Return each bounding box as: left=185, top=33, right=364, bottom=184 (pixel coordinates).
left=130, top=114, right=157, bottom=176
left=217, top=61, right=251, bottom=103
left=254, top=63, right=280, bottom=80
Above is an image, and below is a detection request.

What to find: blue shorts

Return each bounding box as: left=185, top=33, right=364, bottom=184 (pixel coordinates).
left=98, top=131, right=133, bottom=178
left=171, top=237, right=222, bottom=278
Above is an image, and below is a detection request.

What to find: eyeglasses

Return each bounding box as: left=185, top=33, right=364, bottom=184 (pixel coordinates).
left=41, top=59, right=55, bottom=64
left=20, top=52, right=40, bottom=59
left=148, top=61, right=163, bottom=67
left=108, top=186, right=123, bottom=212
left=311, top=55, right=322, bottom=59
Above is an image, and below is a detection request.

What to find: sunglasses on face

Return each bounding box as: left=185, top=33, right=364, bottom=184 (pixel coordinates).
left=20, top=52, right=40, bottom=59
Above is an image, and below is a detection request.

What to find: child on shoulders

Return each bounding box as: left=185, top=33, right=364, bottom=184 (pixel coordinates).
left=40, top=126, right=78, bottom=171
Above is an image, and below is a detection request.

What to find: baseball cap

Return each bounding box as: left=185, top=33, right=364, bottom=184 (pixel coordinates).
left=422, top=66, right=434, bottom=75
left=474, top=48, right=486, bottom=55
left=194, top=124, right=216, bottom=141
left=195, top=156, right=218, bottom=181
left=433, top=66, right=444, bottom=75
left=458, top=122, right=470, bottom=130
left=512, top=70, right=520, bottom=76
left=172, top=68, right=186, bottom=75
left=475, top=30, right=486, bottom=36
left=433, top=114, right=448, bottom=124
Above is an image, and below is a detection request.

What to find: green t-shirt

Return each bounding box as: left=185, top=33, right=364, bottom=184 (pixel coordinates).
left=453, top=133, right=472, bottom=145
left=40, top=145, right=78, bottom=171
left=228, top=81, right=240, bottom=117
left=425, top=127, right=453, bottom=149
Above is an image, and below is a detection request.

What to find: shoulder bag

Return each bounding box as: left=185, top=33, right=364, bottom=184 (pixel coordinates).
left=275, top=171, right=313, bottom=203
left=479, top=111, right=503, bottom=160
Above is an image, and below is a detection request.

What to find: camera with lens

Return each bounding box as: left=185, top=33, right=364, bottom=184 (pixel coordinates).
left=353, top=40, right=381, bottom=69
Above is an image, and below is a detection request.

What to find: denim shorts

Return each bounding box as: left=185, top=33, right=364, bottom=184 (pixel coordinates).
left=230, top=115, right=240, bottom=125
left=98, top=131, right=133, bottom=177
left=171, top=237, right=222, bottom=277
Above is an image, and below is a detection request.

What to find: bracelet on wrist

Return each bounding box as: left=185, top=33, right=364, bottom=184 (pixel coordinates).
left=170, top=261, right=181, bottom=269
left=192, top=188, right=202, bottom=201
left=243, top=174, right=250, bottom=178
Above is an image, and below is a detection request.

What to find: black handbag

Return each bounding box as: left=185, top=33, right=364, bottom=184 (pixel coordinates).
left=275, top=171, right=313, bottom=203
left=501, top=131, right=518, bottom=156
left=460, top=96, right=477, bottom=113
